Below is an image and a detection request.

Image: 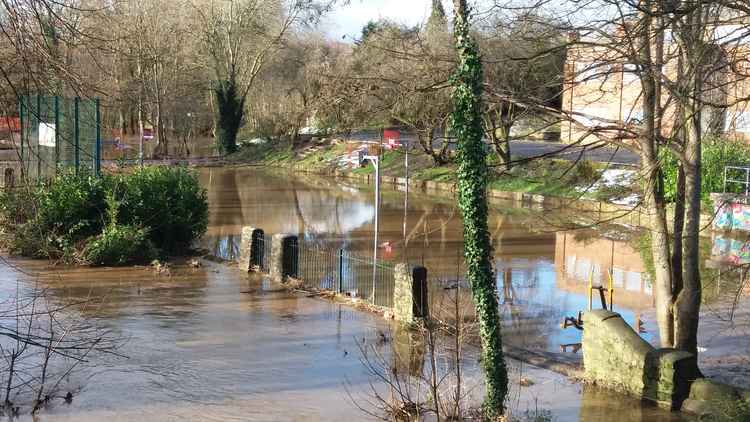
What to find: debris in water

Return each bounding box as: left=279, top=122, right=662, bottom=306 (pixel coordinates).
left=151, top=260, right=171, bottom=276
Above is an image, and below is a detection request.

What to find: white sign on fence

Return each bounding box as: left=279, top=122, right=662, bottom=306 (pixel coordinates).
left=38, top=122, right=56, bottom=147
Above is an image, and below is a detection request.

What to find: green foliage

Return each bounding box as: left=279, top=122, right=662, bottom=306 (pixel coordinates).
left=661, top=137, right=750, bottom=206
left=36, top=171, right=109, bottom=243
left=214, top=79, right=244, bottom=155
left=0, top=167, right=208, bottom=264
left=82, top=224, right=157, bottom=266
left=450, top=2, right=509, bottom=418
left=118, top=166, right=208, bottom=254
left=0, top=171, right=108, bottom=258
left=572, top=160, right=598, bottom=184
left=633, top=231, right=656, bottom=283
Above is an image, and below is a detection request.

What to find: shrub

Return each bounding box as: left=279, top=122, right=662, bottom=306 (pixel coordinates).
left=36, top=171, right=109, bottom=240
left=0, top=171, right=108, bottom=259
left=571, top=160, right=599, bottom=184
left=117, top=166, right=208, bottom=253
left=82, top=224, right=157, bottom=266
left=661, top=137, right=750, bottom=205
left=0, top=166, right=208, bottom=264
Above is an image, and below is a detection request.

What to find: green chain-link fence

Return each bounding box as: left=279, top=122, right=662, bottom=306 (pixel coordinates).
left=18, top=95, right=101, bottom=181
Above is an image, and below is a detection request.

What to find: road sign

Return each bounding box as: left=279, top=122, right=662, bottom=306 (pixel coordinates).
left=384, top=129, right=400, bottom=149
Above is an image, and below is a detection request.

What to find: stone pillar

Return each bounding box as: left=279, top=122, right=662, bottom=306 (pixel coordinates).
left=391, top=326, right=425, bottom=377
left=582, top=310, right=698, bottom=409
left=238, top=227, right=264, bottom=272
left=393, top=264, right=428, bottom=324
left=270, top=234, right=298, bottom=283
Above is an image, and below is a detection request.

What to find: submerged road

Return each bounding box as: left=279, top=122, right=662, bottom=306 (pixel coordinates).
left=509, top=139, right=640, bottom=166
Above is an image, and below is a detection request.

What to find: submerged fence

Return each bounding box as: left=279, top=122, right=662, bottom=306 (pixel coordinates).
left=242, top=229, right=397, bottom=309
left=293, top=242, right=396, bottom=308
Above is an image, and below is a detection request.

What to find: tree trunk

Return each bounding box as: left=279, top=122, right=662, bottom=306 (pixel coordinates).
left=672, top=164, right=685, bottom=297
left=672, top=7, right=704, bottom=357
left=483, top=107, right=512, bottom=170
left=675, top=116, right=702, bottom=355
left=417, top=125, right=445, bottom=165
left=213, top=79, right=243, bottom=155
left=451, top=1, right=508, bottom=418
left=639, top=4, right=675, bottom=347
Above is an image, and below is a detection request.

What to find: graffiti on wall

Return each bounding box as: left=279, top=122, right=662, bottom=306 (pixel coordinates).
left=714, top=201, right=750, bottom=232
left=712, top=235, right=750, bottom=265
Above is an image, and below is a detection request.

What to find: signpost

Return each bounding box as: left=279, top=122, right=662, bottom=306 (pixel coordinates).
left=361, top=128, right=407, bottom=301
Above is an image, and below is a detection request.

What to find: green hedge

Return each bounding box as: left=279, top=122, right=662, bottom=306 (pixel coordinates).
left=661, top=137, right=750, bottom=205
left=117, top=166, right=208, bottom=253
left=0, top=167, right=208, bottom=265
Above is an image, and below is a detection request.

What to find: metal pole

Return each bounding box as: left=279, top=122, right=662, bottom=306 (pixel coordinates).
left=18, top=97, right=24, bottom=178
left=372, top=157, right=380, bottom=302
left=54, top=96, right=59, bottom=174
left=36, top=94, right=41, bottom=180
left=74, top=97, right=80, bottom=175
left=338, top=249, right=344, bottom=294
left=403, top=137, right=409, bottom=247
left=588, top=267, right=593, bottom=311
left=95, top=98, right=101, bottom=176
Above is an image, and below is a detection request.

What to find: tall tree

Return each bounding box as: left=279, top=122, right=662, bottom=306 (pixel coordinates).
left=451, top=0, right=508, bottom=418
left=195, top=0, right=330, bottom=155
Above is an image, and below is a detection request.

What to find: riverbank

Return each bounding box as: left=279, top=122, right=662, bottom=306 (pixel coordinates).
left=219, top=139, right=649, bottom=229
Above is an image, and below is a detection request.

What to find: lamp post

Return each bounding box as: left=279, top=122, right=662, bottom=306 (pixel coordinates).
left=363, top=134, right=383, bottom=303
left=403, top=137, right=409, bottom=245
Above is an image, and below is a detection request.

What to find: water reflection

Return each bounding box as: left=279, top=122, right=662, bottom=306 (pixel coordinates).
left=199, top=167, right=658, bottom=357
left=0, top=165, right=704, bottom=421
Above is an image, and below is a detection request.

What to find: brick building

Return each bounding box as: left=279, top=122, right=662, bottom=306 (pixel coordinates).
left=560, top=20, right=750, bottom=146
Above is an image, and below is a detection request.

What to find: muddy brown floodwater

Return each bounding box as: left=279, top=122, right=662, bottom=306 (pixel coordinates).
left=2, top=166, right=746, bottom=420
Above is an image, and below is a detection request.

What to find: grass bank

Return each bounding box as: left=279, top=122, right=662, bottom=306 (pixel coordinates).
left=227, top=139, right=635, bottom=204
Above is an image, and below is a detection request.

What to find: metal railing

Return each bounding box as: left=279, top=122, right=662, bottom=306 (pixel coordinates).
left=724, top=165, right=750, bottom=196
left=257, top=232, right=273, bottom=272
left=288, top=240, right=396, bottom=309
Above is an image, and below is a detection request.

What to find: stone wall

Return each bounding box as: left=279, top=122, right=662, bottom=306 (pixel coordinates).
left=682, top=379, right=750, bottom=420
left=582, top=310, right=698, bottom=409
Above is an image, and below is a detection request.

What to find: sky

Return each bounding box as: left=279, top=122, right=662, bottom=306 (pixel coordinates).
left=324, top=0, right=443, bottom=41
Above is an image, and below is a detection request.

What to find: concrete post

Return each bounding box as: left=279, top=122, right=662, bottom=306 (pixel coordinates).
left=393, top=264, right=428, bottom=324
left=270, top=234, right=298, bottom=283
left=238, top=227, right=263, bottom=272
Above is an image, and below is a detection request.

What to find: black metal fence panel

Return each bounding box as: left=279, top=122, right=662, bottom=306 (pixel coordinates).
left=285, top=239, right=395, bottom=309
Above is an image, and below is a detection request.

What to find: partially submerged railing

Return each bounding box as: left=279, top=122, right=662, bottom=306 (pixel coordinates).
left=239, top=229, right=398, bottom=310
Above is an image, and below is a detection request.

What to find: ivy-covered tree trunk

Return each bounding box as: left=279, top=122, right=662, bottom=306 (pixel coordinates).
left=451, top=0, right=508, bottom=418
left=213, top=79, right=244, bottom=155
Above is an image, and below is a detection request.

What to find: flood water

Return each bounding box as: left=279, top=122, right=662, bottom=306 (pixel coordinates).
left=200, top=167, right=658, bottom=358
left=199, top=166, right=749, bottom=388
left=3, top=166, right=746, bottom=420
